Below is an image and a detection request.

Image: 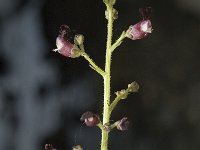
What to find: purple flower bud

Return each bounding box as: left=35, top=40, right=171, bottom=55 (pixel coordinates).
left=116, top=117, right=130, bottom=131
left=45, top=144, right=57, bottom=150
left=53, top=25, right=80, bottom=58
left=127, top=7, right=153, bottom=40
left=80, top=111, right=100, bottom=127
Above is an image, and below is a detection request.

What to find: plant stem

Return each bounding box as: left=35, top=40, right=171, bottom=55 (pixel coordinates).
left=81, top=52, right=105, bottom=76
left=110, top=31, right=126, bottom=52
left=101, top=5, right=114, bottom=150
left=110, top=90, right=129, bottom=114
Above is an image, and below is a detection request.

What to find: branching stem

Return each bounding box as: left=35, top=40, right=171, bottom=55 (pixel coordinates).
left=110, top=31, right=126, bottom=52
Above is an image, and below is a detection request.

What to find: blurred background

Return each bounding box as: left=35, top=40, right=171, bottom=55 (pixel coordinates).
left=0, top=0, right=200, bottom=150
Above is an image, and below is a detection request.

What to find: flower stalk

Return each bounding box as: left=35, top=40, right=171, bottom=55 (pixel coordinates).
left=110, top=31, right=126, bottom=53
left=80, top=52, right=105, bottom=77
left=110, top=82, right=139, bottom=115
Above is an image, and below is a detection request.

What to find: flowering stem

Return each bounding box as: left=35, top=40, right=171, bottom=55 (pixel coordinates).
left=81, top=52, right=105, bottom=77
left=101, top=4, right=114, bottom=150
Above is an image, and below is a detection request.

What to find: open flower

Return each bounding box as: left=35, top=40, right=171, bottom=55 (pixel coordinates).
left=80, top=111, right=100, bottom=127
left=53, top=25, right=80, bottom=58
left=127, top=7, right=153, bottom=40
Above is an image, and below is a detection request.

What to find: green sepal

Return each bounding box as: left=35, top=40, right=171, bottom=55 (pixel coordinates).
left=74, top=34, right=84, bottom=46
left=103, top=0, right=116, bottom=6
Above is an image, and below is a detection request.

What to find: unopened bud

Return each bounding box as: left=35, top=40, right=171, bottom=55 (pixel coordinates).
left=105, top=8, right=118, bottom=20
left=74, top=34, right=84, bottom=45
left=113, top=8, right=118, bottom=20
left=128, top=81, right=139, bottom=92
left=115, top=117, right=130, bottom=131
left=80, top=111, right=100, bottom=127
left=115, top=89, right=127, bottom=99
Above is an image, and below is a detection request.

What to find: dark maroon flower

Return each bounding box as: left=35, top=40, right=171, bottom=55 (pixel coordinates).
left=45, top=144, right=57, bottom=150
left=53, top=25, right=80, bottom=58
left=139, top=7, right=152, bottom=20
left=116, top=117, right=130, bottom=131
left=59, top=24, right=70, bottom=36
left=127, top=7, right=153, bottom=40
left=80, top=111, right=100, bottom=127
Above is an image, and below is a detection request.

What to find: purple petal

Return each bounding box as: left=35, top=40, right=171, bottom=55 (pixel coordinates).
left=139, top=7, right=152, bottom=20
left=59, top=24, right=70, bottom=37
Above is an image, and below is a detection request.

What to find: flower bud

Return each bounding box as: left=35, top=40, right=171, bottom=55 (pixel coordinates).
left=74, top=34, right=84, bottom=45
left=53, top=25, right=81, bottom=58
left=128, top=81, right=139, bottom=93
left=127, top=7, right=153, bottom=40
left=45, top=144, right=57, bottom=150
left=115, top=89, right=127, bottom=99
left=105, top=8, right=118, bottom=20
left=80, top=111, right=100, bottom=127
left=113, top=8, right=118, bottom=20
left=115, top=117, right=130, bottom=131
left=72, top=145, right=83, bottom=150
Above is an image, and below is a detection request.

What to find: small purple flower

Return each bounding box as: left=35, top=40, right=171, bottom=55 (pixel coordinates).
left=53, top=25, right=80, bottom=58
left=80, top=111, right=100, bottom=127
left=127, top=7, right=153, bottom=40
left=116, top=117, right=130, bottom=131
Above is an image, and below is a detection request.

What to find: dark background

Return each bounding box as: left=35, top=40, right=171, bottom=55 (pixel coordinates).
left=0, top=0, right=200, bottom=150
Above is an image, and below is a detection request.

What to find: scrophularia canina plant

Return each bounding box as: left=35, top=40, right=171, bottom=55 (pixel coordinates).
left=51, top=0, right=153, bottom=150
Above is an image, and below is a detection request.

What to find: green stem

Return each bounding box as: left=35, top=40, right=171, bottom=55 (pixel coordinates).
left=81, top=52, right=105, bottom=77
left=110, top=31, right=126, bottom=52
left=110, top=81, right=139, bottom=115
left=110, top=90, right=129, bottom=114
left=101, top=5, right=113, bottom=150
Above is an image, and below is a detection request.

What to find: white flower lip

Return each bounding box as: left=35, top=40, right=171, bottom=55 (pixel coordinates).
left=56, top=37, right=64, bottom=49
left=141, top=20, right=152, bottom=33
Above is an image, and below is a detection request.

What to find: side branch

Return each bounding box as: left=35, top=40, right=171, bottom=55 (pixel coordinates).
left=110, top=81, right=139, bottom=114
left=110, top=31, right=127, bottom=52
left=81, top=52, right=105, bottom=77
